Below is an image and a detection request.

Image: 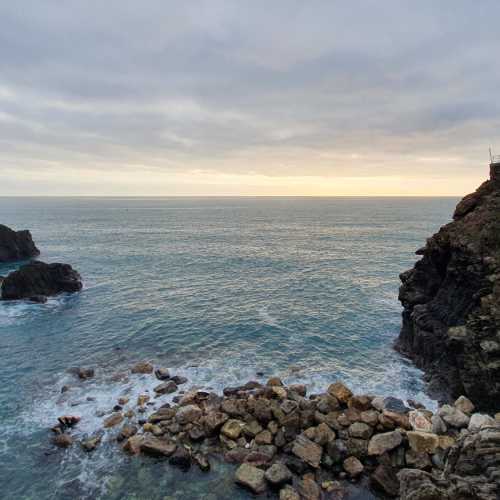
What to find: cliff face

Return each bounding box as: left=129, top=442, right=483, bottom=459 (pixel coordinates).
left=396, top=166, right=500, bottom=411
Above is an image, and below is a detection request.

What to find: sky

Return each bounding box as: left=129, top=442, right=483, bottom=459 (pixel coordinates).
left=0, top=1, right=499, bottom=196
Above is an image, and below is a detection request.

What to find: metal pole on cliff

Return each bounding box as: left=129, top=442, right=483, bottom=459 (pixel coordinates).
left=489, top=147, right=493, bottom=163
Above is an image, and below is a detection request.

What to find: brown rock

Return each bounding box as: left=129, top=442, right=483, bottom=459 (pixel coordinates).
left=348, top=395, right=372, bottom=411
left=203, top=411, right=229, bottom=434
left=235, top=463, right=267, bottom=494
left=140, top=436, right=177, bottom=457
left=131, top=361, right=154, bottom=374
left=348, top=422, right=373, bottom=439
left=327, top=382, right=353, bottom=403
left=368, top=430, right=403, bottom=455
left=104, top=412, right=123, bottom=428
left=292, top=435, right=323, bottom=468
left=371, top=464, right=399, bottom=497
left=53, top=433, right=73, bottom=448
left=343, top=456, right=364, bottom=477
left=255, top=429, right=273, bottom=445
left=123, top=435, right=144, bottom=454
left=266, top=377, right=283, bottom=387
left=221, top=419, right=244, bottom=440
left=175, top=404, right=202, bottom=425
left=154, top=380, right=177, bottom=395
left=279, top=486, right=300, bottom=500
left=407, top=431, right=439, bottom=454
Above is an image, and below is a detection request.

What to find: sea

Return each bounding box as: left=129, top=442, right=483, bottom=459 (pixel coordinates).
left=0, top=196, right=458, bottom=499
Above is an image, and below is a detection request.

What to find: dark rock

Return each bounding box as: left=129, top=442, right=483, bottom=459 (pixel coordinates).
left=171, top=375, right=188, bottom=385
left=81, top=435, right=102, bottom=452
left=396, top=171, right=500, bottom=411
left=371, top=464, right=400, bottom=497
left=154, top=368, right=170, bottom=380
left=117, top=424, right=137, bottom=442
left=131, top=361, right=153, bottom=374
left=264, top=463, right=292, bottom=487
left=169, top=446, right=191, bottom=470
left=154, top=380, right=177, bottom=395
left=140, top=436, right=176, bottom=457
left=291, top=435, right=322, bottom=468
left=0, top=224, right=39, bottom=263
left=383, top=397, right=409, bottom=414
left=193, top=452, right=210, bottom=472
left=28, top=295, right=47, bottom=303
left=235, top=463, right=267, bottom=494
left=77, top=367, right=95, bottom=380
left=53, top=433, right=73, bottom=448
left=1, top=261, right=82, bottom=300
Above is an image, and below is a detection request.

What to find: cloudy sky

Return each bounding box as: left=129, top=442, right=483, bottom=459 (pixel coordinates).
left=1, top=1, right=499, bottom=196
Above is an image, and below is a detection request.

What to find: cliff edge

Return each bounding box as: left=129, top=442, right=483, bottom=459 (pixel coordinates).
left=396, top=164, right=500, bottom=411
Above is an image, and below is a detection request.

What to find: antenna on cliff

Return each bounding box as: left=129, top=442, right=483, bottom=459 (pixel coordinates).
left=490, top=147, right=493, bottom=163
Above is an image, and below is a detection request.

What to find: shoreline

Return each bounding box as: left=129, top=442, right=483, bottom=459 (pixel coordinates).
left=48, top=361, right=500, bottom=499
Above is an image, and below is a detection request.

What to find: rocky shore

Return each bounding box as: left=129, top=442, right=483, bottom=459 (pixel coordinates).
left=396, top=164, right=500, bottom=410
left=51, top=363, right=500, bottom=499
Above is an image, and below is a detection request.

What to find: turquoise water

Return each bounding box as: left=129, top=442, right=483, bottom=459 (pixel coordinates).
left=0, top=196, right=457, bottom=499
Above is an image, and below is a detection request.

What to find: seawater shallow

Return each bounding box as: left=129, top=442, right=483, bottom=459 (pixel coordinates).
left=0, top=196, right=458, bottom=499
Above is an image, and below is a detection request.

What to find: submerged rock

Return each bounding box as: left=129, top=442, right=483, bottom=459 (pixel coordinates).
left=1, top=261, right=82, bottom=300
left=0, top=224, right=39, bottom=263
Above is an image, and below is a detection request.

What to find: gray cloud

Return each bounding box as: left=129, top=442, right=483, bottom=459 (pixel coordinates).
left=1, top=0, right=499, bottom=193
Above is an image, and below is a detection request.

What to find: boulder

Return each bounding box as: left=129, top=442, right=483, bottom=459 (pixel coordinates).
left=279, top=486, right=300, bottom=500
left=407, top=431, right=439, bottom=454
left=1, top=261, right=82, bottom=300
left=175, top=404, right=202, bottom=425
left=383, top=397, right=409, bottom=414
left=169, top=446, right=191, bottom=470
left=408, top=410, right=432, bottom=432
left=348, top=422, right=373, bottom=439
left=454, top=395, right=475, bottom=415
left=103, top=412, right=123, bottom=428
left=405, top=449, right=432, bottom=469
left=0, top=224, right=39, bottom=262
left=368, top=430, right=403, bottom=456
left=264, top=463, right=292, bottom=487
left=297, top=477, right=321, bottom=500
left=154, top=368, right=170, bottom=380
left=327, top=382, right=353, bottom=403
left=153, top=380, right=177, bottom=395
left=235, top=463, right=267, bottom=494
left=221, top=419, right=244, bottom=440
left=438, top=404, right=470, bottom=428
left=203, top=411, right=229, bottom=434
left=53, top=433, right=74, bottom=448
left=343, top=456, right=364, bottom=477
left=468, top=413, right=495, bottom=431
left=292, top=435, right=323, bottom=468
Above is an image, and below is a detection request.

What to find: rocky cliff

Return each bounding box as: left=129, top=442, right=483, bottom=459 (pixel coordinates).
left=0, top=224, right=39, bottom=262
left=396, top=164, right=500, bottom=411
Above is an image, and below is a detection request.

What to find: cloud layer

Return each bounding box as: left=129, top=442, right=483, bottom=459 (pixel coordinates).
left=1, top=1, right=499, bottom=195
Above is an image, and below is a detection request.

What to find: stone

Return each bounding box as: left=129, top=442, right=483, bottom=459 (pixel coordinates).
left=137, top=394, right=150, bottom=406
left=348, top=395, right=372, bottom=411
left=221, top=419, right=244, bottom=440
left=407, top=431, right=439, bottom=454
left=409, top=410, right=432, bottom=432
left=266, top=377, right=283, bottom=387
left=327, top=382, right=353, bottom=403
left=468, top=413, right=495, bottom=431
left=297, top=477, right=321, bottom=500
left=371, top=464, right=399, bottom=497
left=153, top=380, right=177, bottom=395
left=154, top=368, right=170, bottom=380
left=203, top=411, right=229, bottom=434
left=289, top=384, right=307, bottom=397
left=175, top=404, right=202, bottom=425
left=272, top=386, right=288, bottom=400
left=292, top=435, right=323, bottom=468
left=117, top=424, right=137, bottom=442
left=438, top=404, right=470, bottom=428
left=316, top=394, right=340, bottom=413
left=123, top=435, right=144, bottom=454
left=348, top=422, right=373, bottom=439
left=193, top=452, right=210, bottom=472
left=117, top=397, right=129, bottom=406
left=171, top=375, right=188, bottom=385
left=53, top=433, right=73, bottom=448
left=281, top=400, right=298, bottom=415
left=140, top=436, right=176, bottom=457
left=383, top=397, right=409, bottom=414
left=454, top=395, right=475, bottom=415
left=371, top=396, right=385, bottom=411
left=253, top=398, right=274, bottom=423
left=131, top=361, right=154, bottom=374
left=264, top=463, right=292, bottom=487
left=346, top=437, right=368, bottom=458
left=431, top=414, right=447, bottom=434
left=255, top=429, right=273, bottom=445
left=57, top=415, right=80, bottom=428
left=360, top=409, right=380, bottom=426
left=383, top=409, right=410, bottom=429
left=343, top=456, right=364, bottom=477
left=242, top=420, right=263, bottom=438
left=148, top=407, right=175, bottom=423
left=103, top=412, right=123, bottom=428
left=2, top=261, right=82, bottom=300
left=314, top=422, right=335, bottom=445
left=279, top=486, right=300, bottom=500
left=235, top=463, right=267, bottom=494
left=0, top=224, right=39, bottom=263
left=188, top=425, right=206, bottom=441
left=368, top=430, right=403, bottom=455
left=405, top=449, right=432, bottom=469
left=326, top=439, right=348, bottom=463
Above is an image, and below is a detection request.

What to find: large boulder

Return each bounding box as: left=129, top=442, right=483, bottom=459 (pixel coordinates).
left=1, top=261, right=82, bottom=300
left=0, top=224, right=39, bottom=263
left=396, top=168, right=500, bottom=411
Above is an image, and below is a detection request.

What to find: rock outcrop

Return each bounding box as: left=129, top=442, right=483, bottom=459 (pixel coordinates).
left=0, top=224, right=39, bottom=262
left=1, top=261, right=82, bottom=301
left=396, top=165, right=500, bottom=411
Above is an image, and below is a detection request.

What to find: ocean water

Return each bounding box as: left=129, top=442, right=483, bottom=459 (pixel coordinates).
left=0, top=196, right=458, bottom=499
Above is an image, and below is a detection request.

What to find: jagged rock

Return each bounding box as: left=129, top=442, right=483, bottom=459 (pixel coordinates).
left=0, top=224, right=39, bottom=262
left=264, top=463, right=292, bottom=487
left=292, top=434, right=322, bottom=468
left=405, top=449, right=432, bottom=469
left=348, top=422, right=373, bottom=439
left=117, top=424, right=137, bottom=442
left=368, top=430, right=403, bottom=455
left=81, top=435, right=102, bottom=452
left=255, top=429, right=273, bottom=445
left=431, top=414, right=447, bottom=434
left=297, top=477, right=321, bottom=500
left=396, top=169, right=500, bottom=411
left=1, top=261, right=82, bottom=300
left=221, top=419, right=244, bottom=440
left=235, top=463, right=267, bottom=494
left=154, top=368, right=170, bottom=380
left=409, top=410, right=432, bottom=432
left=53, top=433, right=73, bottom=448
left=343, top=456, right=364, bottom=477
left=169, top=446, right=191, bottom=470
left=383, top=397, right=409, bottom=414
left=123, top=435, right=144, bottom=454
left=193, top=452, right=210, bottom=472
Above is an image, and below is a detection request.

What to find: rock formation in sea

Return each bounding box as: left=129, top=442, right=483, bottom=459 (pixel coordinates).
left=0, top=224, right=39, bottom=262
left=1, top=261, right=83, bottom=301
left=396, top=163, right=500, bottom=411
